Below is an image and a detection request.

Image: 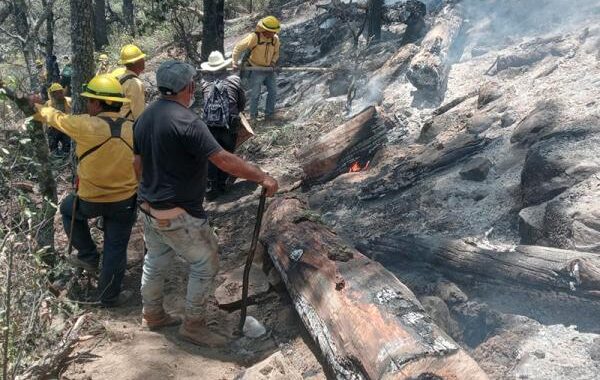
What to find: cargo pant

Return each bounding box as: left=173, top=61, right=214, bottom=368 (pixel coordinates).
left=140, top=212, right=219, bottom=317
left=249, top=70, right=277, bottom=118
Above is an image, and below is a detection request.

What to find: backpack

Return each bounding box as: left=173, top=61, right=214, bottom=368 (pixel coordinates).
left=203, top=80, right=230, bottom=128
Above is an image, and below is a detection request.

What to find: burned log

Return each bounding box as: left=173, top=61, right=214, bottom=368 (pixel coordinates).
left=359, top=235, right=600, bottom=299
left=406, top=4, right=463, bottom=91
left=297, top=106, right=389, bottom=186
left=370, top=43, right=420, bottom=88
left=261, top=198, right=488, bottom=379
left=361, top=133, right=491, bottom=199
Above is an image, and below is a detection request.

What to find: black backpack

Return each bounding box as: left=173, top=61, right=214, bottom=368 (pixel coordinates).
left=203, top=80, right=230, bottom=128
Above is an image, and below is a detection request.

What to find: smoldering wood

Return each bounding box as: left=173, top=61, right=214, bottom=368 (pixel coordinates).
left=361, top=133, right=491, bottom=200
left=261, top=197, right=489, bottom=380
left=370, top=43, right=419, bottom=90
left=297, top=106, right=390, bottom=186
left=359, top=235, right=600, bottom=299
left=432, top=90, right=477, bottom=116
left=406, top=4, right=463, bottom=91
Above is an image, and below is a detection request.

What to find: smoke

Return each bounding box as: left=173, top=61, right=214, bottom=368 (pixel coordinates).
left=461, top=0, right=600, bottom=47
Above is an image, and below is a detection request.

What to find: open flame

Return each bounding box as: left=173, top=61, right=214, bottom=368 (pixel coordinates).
left=348, top=160, right=370, bottom=173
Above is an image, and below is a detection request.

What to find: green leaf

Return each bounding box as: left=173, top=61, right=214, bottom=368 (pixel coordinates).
left=19, top=138, right=31, bottom=145
left=1, top=148, right=9, bottom=155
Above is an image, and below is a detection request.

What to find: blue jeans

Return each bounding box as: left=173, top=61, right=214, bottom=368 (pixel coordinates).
left=249, top=70, right=277, bottom=118
left=141, top=212, right=219, bottom=317
left=61, top=194, right=137, bottom=304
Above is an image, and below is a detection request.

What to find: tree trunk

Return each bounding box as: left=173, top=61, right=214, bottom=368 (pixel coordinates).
left=70, top=0, right=96, bottom=114
left=261, top=198, right=489, bottom=379
left=42, top=0, right=54, bottom=58
left=201, top=0, right=225, bottom=62
left=122, top=0, right=136, bottom=37
left=93, top=0, right=109, bottom=49
left=358, top=235, right=600, bottom=299
left=367, top=0, right=383, bottom=42
left=406, top=4, right=463, bottom=91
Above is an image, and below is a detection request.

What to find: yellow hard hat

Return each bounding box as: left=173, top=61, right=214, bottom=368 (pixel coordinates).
left=257, top=16, right=280, bottom=33
left=111, top=67, right=127, bottom=78
left=35, top=59, right=44, bottom=66
left=48, top=83, right=64, bottom=93
left=98, top=54, right=109, bottom=62
left=118, top=44, right=146, bottom=65
left=81, top=74, right=130, bottom=104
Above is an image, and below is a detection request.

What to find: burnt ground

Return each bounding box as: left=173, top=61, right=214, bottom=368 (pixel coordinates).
left=59, top=1, right=600, bottom=379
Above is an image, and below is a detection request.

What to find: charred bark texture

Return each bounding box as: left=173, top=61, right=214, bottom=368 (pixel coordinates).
left=406, top=4, right=463, bottom=91
left=361, top=133, right=491, bottom=199
left=359, top=235, right=600, bottom=299
left=261, top=198, right=488, bottom=379
left=122, top=0, right=135, bottom=37
left=70, top=0, right=95, bottom=114
left=201, top=0, right=225, bottom=62
left=93, top=0, right=109, bottom=49
left=297, top=106, right=389, bottom=186
left=367, top=0, right=383, bottom=42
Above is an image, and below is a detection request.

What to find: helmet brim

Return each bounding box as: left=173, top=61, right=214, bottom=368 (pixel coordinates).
left=81, top=92, right=131, bottom=103
left=118, top=53, right=146, bottom=65
left=258, top=21, right=280, bottom=33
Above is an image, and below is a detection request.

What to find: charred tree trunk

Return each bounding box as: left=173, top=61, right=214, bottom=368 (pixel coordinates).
left=42, top=0, right=54, bottom=58
left=70, top=0, right=95, bottom=114
left=201, top=0, right=225, bottom=62
left=367, top=0, right=383, bottom=42
left=298, top=106, right=389, bottom=186
left=93, top=0, right=109, bottom=49
left=406, top=4, right=463, bottom=91
left=122, top=0, right=136, bottom=37
left=261, top=198, right=489, bottom=379
left=359, top=235, right=600, bottom=299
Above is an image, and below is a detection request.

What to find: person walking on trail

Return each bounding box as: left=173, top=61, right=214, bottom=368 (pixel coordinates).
left=33, top=74, right=138, bottom=307
left=200, top=51, right=246, bottom=199
left=44, top=83, right=72, bottom=155
left=232, top=15, right=281, bottom=121
left=117, top=44, right=146, bottom=120
left=60, top=55, right=73, bottom=95
left=96, top=53, right=111, bottom=75
left=133, top=60, right=278, bottom=346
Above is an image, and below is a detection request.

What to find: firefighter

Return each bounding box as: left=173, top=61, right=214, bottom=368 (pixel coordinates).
left=116, top=44, right=146, bottom=120
left=44, top=83, right=72, bottom=155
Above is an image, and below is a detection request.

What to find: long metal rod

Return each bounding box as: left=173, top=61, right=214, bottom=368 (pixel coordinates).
left=238, top=188, right=268, bottom=334
left=226, top=66, right=338, bottom=73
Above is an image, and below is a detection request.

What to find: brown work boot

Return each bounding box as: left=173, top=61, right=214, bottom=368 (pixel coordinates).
left=179, top=316, right=229, bottom=347
left=142, top=310, right=182, bottom=331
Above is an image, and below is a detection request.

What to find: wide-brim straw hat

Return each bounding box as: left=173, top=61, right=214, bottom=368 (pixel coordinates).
left=201, top=51, right=232, bottom=72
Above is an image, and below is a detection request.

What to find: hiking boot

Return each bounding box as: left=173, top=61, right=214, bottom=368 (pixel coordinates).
left=65, top=254, right=98, bottom=272
left=179, top=317, right=229, bottom=347
left=143, top=310, right=182, bottom=330
left=101, top=290, right=133, bottom=308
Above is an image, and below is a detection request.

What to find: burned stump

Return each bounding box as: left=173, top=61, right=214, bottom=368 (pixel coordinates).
left=297, top=106, right=389, bottom=186
left=261, top=197, right=488, bottom=379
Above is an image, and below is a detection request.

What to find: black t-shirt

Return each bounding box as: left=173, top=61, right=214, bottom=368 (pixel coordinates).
left=133, top=99, right=222, bottom=218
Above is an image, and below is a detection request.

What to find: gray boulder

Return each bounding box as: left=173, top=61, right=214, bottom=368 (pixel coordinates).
left=510, top=100, right=559, bottom=146
left=460, top=157, right=493, bottom=181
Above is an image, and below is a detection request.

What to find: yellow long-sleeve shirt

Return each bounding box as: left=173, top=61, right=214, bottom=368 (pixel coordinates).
left=34, top=106, right=137, bottom=203
left=118, top=70, right=145, bottom=120
left=232, top=31, right=280, bottom=67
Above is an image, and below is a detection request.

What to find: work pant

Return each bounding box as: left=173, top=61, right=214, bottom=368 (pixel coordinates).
left=208, top=124, right=238, bottom=191
left=140, top=212, right=219, bottom=317
left=249, top=70, right=277, bottom=118
left=48, top=128, right=71, bottom=155
left=61, top=194, right=137, bottom=304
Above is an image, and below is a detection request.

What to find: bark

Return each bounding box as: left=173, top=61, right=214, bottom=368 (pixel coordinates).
left=406, top=4, right=463, bottom=91
left=358, top=235, right=600, bottom=299
left=42, top=0, right=54, bottom=58
left=93, top=0, right=109, bottom=49
left=201, top=0, right=225, bottom=62
left=261, top=198, right=489, bottom=379
left=70, top=0, right=96, bottom=114
left=297, top=106, right=389, bottom=186
left=122, top=0, right=135, bottom=37
left=369, top=43, right=419, bottom=92
left=367, top=0, right=383, bottom=42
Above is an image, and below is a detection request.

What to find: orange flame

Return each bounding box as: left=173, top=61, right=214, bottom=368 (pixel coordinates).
left=348, top=160, right=370, bottom=173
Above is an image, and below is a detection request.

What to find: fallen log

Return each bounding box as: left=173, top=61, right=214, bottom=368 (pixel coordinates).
left=261, top=198, right=488, bottom=379
left=370, top=43, right=420, bottom=88
left=358, top=235, right=600, bottom=299
left=361, top=133, right=491, bottom=199
left=297, top=106, right=390, bottom=186
left=406, top=4, right=463, bottom=91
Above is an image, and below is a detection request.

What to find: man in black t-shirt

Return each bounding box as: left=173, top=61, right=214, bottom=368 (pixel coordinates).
left=133, top=60, right=277, bottom=347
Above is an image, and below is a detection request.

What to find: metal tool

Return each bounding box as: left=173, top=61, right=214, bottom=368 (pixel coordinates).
left=238, top=188, right=268, bottom=335
left=228, top=66, right=339, bottom=73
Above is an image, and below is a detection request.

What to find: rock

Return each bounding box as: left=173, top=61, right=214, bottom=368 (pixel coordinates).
left=243, top=316, right=267, bottom=338
left=467, top=112, right=499, bottom=134
left=235, top=351, right=302, bottom=380
left=215, top=264, right=270, bottom=308
left=420, top=296, right=462, bottom=340
left=518, top=203, right=547, bottom=245
left=500, top=111, right=517, bottom=128
left=435, top=280, right=468, bottom=305
left=477, top=82, right=502, bottom=109
left=510, top=100, right=559, bottom=146
left=520, top=125, right=600, bottom=207
left=460, top=157, right=493, bottom=181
